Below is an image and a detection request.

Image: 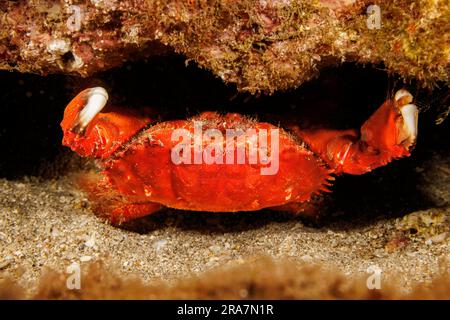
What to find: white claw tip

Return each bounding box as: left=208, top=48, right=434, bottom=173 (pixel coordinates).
left=399, top=103, right=419, bottom=148
left=74, top=87, right=109, bottom=132
left=394, top=89, right=413, bottom=105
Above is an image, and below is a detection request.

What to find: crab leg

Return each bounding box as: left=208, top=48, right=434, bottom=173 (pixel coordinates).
left=76, top=173, right=163, bottom=224
left=291, top=89, right=419, bottom=175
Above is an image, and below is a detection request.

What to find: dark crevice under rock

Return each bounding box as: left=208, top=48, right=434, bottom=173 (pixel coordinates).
left=0, top=57, right=447, bottom=227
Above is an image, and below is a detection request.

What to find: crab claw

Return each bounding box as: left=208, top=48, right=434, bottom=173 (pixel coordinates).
left=70, top=87, right=109, bottom=134
left=61, top=87, right=154, bottom=159
left=394, top=89, right=418, bottom=150
left=361, top=88, right=418, bottom=156
left=293, top=89, right=419, bottom=175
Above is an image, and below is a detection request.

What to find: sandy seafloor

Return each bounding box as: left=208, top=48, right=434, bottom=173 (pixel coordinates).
left=0, top=149, right=448, bottom=296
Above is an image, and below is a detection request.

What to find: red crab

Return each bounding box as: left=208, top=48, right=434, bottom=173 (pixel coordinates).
left=61, top=87, right=418, bottom=224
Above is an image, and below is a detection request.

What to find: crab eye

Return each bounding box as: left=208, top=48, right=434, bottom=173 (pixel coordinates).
left=71, top=87, right=109, bottom=133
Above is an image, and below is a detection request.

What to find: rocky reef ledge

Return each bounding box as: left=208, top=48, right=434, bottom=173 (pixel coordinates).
left=1, top=0, right=448, bottom=93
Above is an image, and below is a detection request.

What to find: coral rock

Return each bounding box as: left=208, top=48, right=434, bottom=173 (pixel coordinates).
left=1, top=0, right=448, bottom=93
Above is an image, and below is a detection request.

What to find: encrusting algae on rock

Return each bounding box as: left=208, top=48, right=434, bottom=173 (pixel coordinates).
left=0, top=0, right=448, bottom=93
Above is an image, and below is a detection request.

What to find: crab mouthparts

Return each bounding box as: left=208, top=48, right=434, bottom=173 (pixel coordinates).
left=71, top=87, right=109, bottom=134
